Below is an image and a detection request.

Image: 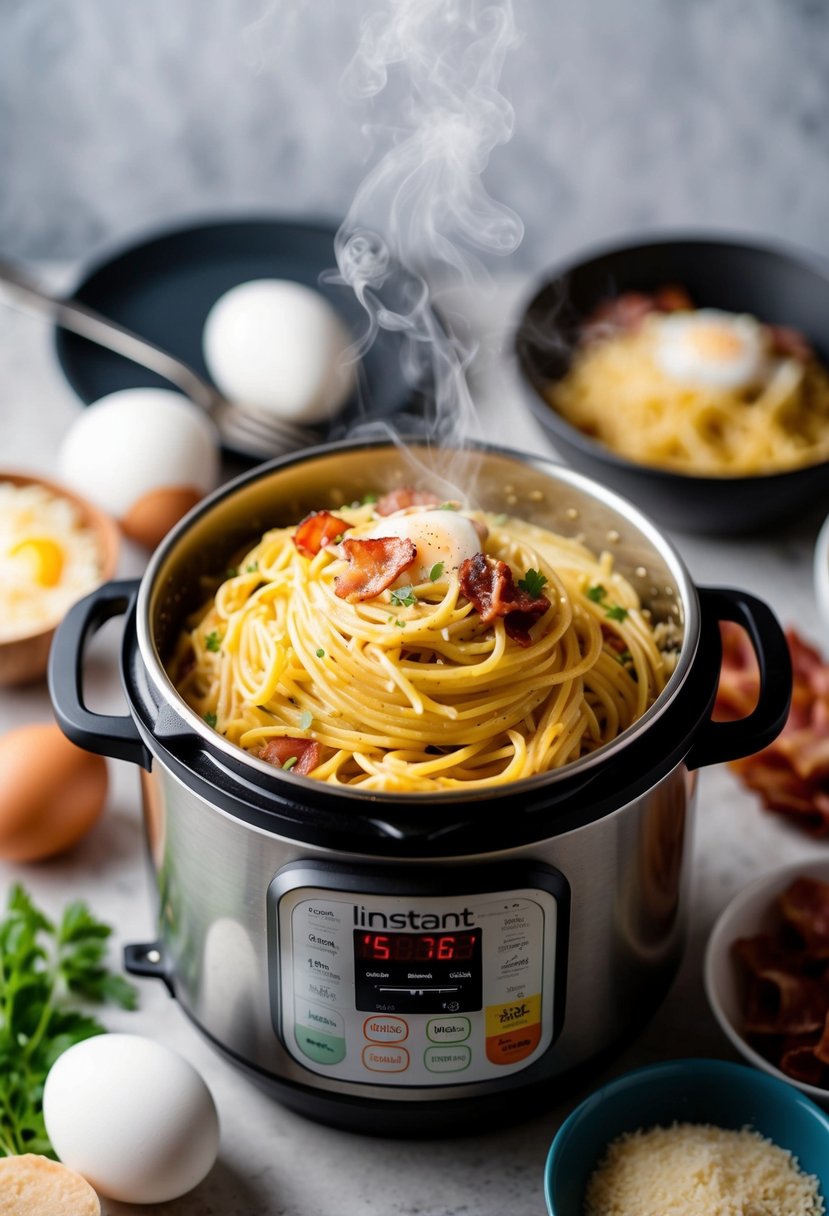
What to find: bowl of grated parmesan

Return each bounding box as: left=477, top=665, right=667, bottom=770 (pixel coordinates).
left=544, top=1058, right=829, bottom=1216
left=0, top=472, right=119, bottom=685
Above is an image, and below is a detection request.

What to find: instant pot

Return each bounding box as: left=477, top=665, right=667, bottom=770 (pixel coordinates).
left=49, top=442, right=791, bottom=1134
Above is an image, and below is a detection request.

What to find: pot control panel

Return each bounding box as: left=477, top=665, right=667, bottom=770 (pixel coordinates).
left=267, top=862, right=569, bottom=1087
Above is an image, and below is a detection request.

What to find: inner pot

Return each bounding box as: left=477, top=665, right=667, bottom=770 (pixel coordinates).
left=135, top=439, right=699, bottom=840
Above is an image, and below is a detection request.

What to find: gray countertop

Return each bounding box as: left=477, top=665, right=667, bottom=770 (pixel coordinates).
left=1, top=271, right=827, bottom=1216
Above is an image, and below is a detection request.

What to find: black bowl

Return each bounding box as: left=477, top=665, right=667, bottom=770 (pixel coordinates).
left=515, top=234, right=829, bottom=534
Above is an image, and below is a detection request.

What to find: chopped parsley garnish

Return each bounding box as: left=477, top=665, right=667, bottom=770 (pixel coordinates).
left=333, top=533, right=345, bottom=544
left=245, top=561, right=259, bottom=573
left=315, top=648, right=325, bottom=658
left=587, top=584, right=629, bottom=621
left=282, top=756, right=298, bottom=771
left=390, top=586, right=417, bottom=607
left=205, top=630, right=222, bottom=653
left=394, top=619, right=406, bottom=629
left=204, top=711, right=218, bottom=728
left=299, top=709, right=313, bottom=730
left=362, top=492, right=379, bottom=505
left=224, top=566, right=238, bottom=579
left=518, top=568, right=548, bottom=598
left=429, top=562, right=444, bottom=582
left=616, top=649, right=633, bottom=666
left=439, top=502, right=458, bottom=511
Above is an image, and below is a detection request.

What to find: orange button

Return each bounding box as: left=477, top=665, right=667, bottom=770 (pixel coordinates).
left=363, top=1016, right=409, bottom=1043
left=362, top=1045, right=410, bottom=1073
left=485, top=1022, right=541, bottom=1066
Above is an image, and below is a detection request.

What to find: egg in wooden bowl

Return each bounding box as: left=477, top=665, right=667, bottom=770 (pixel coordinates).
left=0, top=472, right=119, bottom=685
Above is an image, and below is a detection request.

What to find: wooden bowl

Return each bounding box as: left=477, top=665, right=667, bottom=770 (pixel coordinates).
left=0, top=471, right=120, bottom=686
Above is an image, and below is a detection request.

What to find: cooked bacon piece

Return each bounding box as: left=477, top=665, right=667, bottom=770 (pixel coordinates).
left=375, top=488, right=441, bottom=516
left=334, top=536, right=416, bottom=603
left=816, top=1009, right=829, bottom=1065
left=294, top=510, right=349, bottom=557
left=780, top=1036, right=828, bottom=1086
left=581, top=285, right=692, bottom=344
left=259, top=736, right=320, bottom=775
left=459, top=552, right=550, bottom=647
left=765, top=323, right=813, bottom=363
left=715, top=624, right=829, bottom=835
left=734, top=880, right=829, bottom=1090
left=780, top=877, right=829, bottom=958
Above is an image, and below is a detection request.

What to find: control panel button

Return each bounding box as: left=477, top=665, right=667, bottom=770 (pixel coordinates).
left=295, top=1024, right=346, bottom=1066
left=485, top=994, right=542, bottom=1066
left=424, top=1045, right=471, bottom=1073
left=296, top=999, right=344, bottom=1037
left=363, top=1016, right=409, bottom=1043
left=362, top=1045, right=410, bottom=1072
left=427, top=1016, right=471, bottom=1043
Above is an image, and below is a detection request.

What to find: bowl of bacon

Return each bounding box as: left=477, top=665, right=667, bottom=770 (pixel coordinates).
left=705, top=859, right=829, bottom=1103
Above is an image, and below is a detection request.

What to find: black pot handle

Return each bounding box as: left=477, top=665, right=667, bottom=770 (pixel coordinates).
left=48, top=578, right=151, bottom=769
left=684, top=586, right=792, bottom=771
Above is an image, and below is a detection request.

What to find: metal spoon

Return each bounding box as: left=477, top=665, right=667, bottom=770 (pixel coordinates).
left=0, top=258, right=323, bottom=460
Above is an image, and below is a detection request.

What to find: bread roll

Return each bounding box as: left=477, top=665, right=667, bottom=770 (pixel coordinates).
left=0, top=1154, right=100, bottom=1215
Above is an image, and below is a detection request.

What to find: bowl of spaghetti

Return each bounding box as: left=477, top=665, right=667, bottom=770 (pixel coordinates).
left=515, top=235, right=829, bottom=534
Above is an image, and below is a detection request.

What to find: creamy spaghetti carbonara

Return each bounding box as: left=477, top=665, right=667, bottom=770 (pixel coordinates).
left=546, top=295, right=829, bottom=476
left=169, top=493, right=675, bottom=792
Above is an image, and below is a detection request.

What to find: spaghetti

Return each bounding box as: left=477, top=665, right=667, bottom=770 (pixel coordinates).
left=545, top=298, right=829, bottom=476
left=168, top=500, right=675, bottom=792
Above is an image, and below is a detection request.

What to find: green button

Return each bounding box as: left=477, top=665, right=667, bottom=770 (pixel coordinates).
left=296, top=1023, right=346, bottom=1065
left=427, top=1016, right=471, bottom=1044
left=424, top=1045, right=471, bottom=1073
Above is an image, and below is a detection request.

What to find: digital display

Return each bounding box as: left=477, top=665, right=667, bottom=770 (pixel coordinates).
left=355, top=930, right=478, bottom=963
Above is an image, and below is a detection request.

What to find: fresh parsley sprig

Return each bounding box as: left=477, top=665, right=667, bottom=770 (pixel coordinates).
left=0, top=885, right=137, bottom=1158
left=586, top=584, right=629, bottom=622
left=518, top=569, right=548, bottom=598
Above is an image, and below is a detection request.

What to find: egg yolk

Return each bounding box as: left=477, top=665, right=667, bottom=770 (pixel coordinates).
left=10, top=537, right=65, bottom=587
left=684, top=324, right=746, bottom=361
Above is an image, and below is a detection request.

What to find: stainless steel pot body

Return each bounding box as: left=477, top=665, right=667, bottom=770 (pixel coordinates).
left=49, top=441, right=791, bottom=1131
left=136, top=754, right=695, bottom=1102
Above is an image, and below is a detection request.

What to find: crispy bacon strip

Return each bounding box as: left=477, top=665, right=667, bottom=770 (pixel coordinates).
left=294, top=510, right=349, bottom=557
left=715, top=624, right=829, bottom=836
left=334, top=536, right=416, bottom=603
left=765, top=323, right=813, bottom=363
left=259, top=737, right=320, bottom=775
left=581, top=285, right=692, bottom=344
left=375, top=488, right=441, bottom=516
left=459, top=552, right=550, bottom=647
left=780, top=1036, right=828, bottom=1086
left=780, top=877, right=829, bottom=958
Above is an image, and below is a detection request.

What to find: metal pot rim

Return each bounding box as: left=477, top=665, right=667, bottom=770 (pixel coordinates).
left=135, top=437, right=699, bottom=806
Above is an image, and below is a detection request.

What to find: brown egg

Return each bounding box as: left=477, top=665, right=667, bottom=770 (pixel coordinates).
left=120, top=485, right=203, bottom=550
left=0, top=723, right=108, bottom=862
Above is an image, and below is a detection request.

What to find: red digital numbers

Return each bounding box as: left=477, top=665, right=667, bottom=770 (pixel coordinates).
left=358, top=932, right=476, bottom=962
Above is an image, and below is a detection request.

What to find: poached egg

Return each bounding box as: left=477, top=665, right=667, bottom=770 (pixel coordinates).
left=652, top=309, right=768, bottom=391
left=363, top=508, right=481, bottom=585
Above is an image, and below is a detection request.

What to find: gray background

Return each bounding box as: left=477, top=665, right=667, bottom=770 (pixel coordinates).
left=3, top=0, right=829, bottom=275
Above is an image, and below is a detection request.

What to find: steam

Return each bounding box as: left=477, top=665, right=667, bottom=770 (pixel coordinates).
left=332, top=0, right=523, bottom=456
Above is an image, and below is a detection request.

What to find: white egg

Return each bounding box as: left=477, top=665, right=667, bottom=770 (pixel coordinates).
left=43, top=1033, right=220, bottom=1204
left=202, top=279, right=355, bottom=424
left=58, top=388, right=220, bottom=549
left=652, top=309, right=768, bottom=390
left=364, top=509, right=481, bottom=584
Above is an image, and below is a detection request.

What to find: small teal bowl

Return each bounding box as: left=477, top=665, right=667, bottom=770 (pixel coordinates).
left=545, top=1058, right=829, bottom=1216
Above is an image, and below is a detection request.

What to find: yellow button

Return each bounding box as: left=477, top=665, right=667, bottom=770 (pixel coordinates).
left=485, top=993, right=541, bottom=1038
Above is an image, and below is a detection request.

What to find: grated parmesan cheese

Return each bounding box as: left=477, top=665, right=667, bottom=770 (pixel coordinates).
left=583, top=1122, right=824, bottom=1216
